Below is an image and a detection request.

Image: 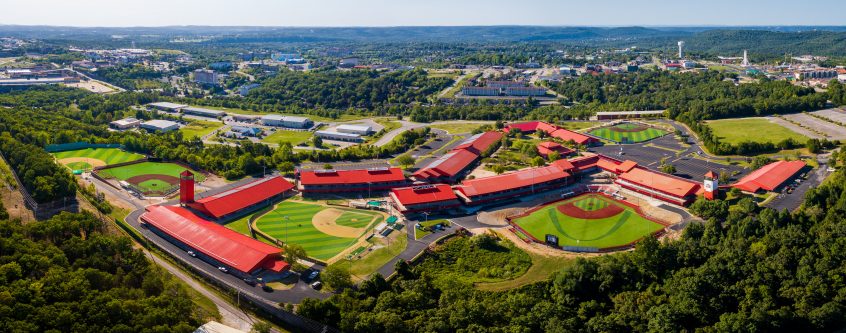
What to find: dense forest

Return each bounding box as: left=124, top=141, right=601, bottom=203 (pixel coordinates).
left=297, top=166, right=846, bottom=332
left=0, top=212, right=203, bottom=332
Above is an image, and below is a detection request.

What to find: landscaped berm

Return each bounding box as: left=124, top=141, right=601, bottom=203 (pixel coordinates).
left=96, top=161, right=205, bottom=196
left=252, top=201, right=385, bottom=261
left=589, top=122, right=667, bottom=143
left=511, top=193, right=667, bottom=250
left=53, top=148, right=144, bottom=171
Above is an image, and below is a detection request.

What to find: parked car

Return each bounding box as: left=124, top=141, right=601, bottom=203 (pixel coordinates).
left=218, top=266, right=228, bottom=273
left=311, top=281, right=323, bottom=290
left=303, top=270, right=320, bottom=282
left=243, top=277, right=257, bottom=286
left=187, top=251, right=196, bottom=257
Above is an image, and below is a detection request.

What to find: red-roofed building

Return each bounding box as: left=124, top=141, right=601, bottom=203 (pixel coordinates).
left=390, top=184, right=462, bottom=214
left=732, top=160, right=806, bottom=193
left=504, top=121, right=598, bottom=146
left=187, top=176, right=294, bottom=220
left=413, top=149, right=480, bottom=183
left=454, top=163, right=573, bottom=205
left=140, top=205, right=289, bottom=276
left=298, top=167, right=407, bottom=194
left=536, top=141, right=574, bottom=158
left=567, top=154, right=622, bottom=174
left=453, top=131, right=503, bottom=155
left=615, top=168, right=701, bottom=206
left=615, top=160, right=638, bottom=174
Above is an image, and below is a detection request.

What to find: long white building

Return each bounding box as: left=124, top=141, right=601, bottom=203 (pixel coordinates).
left=260, top=115, right=313, bottom=129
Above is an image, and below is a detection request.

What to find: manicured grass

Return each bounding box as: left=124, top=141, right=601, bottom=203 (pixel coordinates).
left=512, top=194, right=664, bottom=249
left=254, top=201, right=363, bottom=261
left=557, top=121, right=600, bottom=131
left=706, top=118, right=809, bottom=145
left=261, top=130, right=313, bottom=146
left=66, top=161, right=92, bottom=170
left=336, top=234, right=408, bottom=281
left=98, top=161, right=205, bottom=182
left=429, top=122, right=485, bottom=134
left=180, top=120, right=222, bottom=139
left=414, top=219, right=450, bottom=240
left=589, top=123, right=667, bottom=143
left=475, top=250, right=574, bottom=292
left=334, top=210, right=380, bottom=228
left=53, top=148, right=144, bottom=166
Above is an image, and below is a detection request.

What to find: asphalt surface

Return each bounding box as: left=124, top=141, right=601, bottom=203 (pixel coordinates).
left=373, top=120, right=424, bottom=147
left=410, top=130, right=460, bottom=170
left=765, top=154, right=832, bottom=212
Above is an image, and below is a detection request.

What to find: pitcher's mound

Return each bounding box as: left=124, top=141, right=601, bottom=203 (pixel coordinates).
left=312, top=208, right=366, bottom=238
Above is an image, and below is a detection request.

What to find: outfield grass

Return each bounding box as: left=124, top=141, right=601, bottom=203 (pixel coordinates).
left=334, top=234, right=408, bottom=281
left=98, top=161, right=205, bottom=182
left=254, top=201, right=364, bottom=261
left=706, top=118, right=809, bottom=145
left=513, top=194, right=664, bottom=249
left=429, top=122, right=485, bottom=134
left=589, top=123, right=667, bottom=143
left=53, top=148, right=144, bottom=166
left=335, top=210, right=381, bottom=228
left=180, top=120, right=222, bottom=139
left=261, top=130, right=313, bottom=146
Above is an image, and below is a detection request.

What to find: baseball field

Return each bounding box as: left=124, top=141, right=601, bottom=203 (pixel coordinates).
left=253, top=201, right=384, bottom=261
left=97, top=161, right=204, bottom=195
left=589, top=123, right=667, bottom=143
left=512, top=193, right=665, bottom=249
left=53, top=148, right=144, bottom=170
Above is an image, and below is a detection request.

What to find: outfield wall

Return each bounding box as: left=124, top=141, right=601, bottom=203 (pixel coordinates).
left=45, top=142, right=124, bottom=153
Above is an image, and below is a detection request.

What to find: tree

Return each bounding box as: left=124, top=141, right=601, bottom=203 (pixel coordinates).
left=312, top=135, right=324, bottom=148
left=531, top=156, right=546, bottom=167
left=660, top=163, right=676, bottom=174
left=547, top=151, right=561, bottom=162
left=251, top=322, right=272, bottom=333
left=322, top=264, right=353, bottom=291
left=396, top=154, right=416, bottom=168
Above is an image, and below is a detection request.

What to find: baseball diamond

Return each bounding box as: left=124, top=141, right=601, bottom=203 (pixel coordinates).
left=589, top=123, right=668, bottom=143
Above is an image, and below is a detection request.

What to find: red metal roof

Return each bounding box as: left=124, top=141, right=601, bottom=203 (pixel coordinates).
left=537, top=141, right=574, bottom=157
left=140, top=205, right=289, bottom=274
left=732, top=160, right=806, bottom=193
left=550, top=128, right=596, bottom=145
left=504, top=121, right=596, bottom=145
left=189, top=176, right=294, bottom=219
left=300, top=167, right=406, bottom=185
left=390, top=184, right=458, bottom=206
left=616, top=160, right=638, bottom=173
left=455, top=164, right=571, bottom=197
left=453, top=131, right=503, bottom=155
left=617, top=168, right=701, bottom=198
left=551, top=159, right=576, bottom=172
left=705, top=171, right=718, bottom=179
left=413, top=149, right=478, bottom=180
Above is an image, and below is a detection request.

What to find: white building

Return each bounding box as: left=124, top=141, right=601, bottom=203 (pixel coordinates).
left=147, top=102, right=188, bottom=112
left=315, top=130, right=363, bottom=142
left=504, top=86, right=547, bottom=97
left=109, top=117, right=141, bottom=130
left=193, top=69, right=218, bottom=85
left=260, top=115, right=313, bottom=129
left=336, top=124, right=373, bottom=135
left=238, top=83, right=260, bottom=96
left=140, top=119, right=180, bottom=133
left=182, top=106, right=226, bottom=119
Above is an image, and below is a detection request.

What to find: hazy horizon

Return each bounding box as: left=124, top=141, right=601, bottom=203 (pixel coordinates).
left=3, top=0, right=846, bottom=27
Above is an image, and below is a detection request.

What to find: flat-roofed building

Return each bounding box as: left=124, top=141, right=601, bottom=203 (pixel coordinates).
left=298, top=167, right=407, bottom=194
left=193, top=69, right=218, bottom=85
left=140, top=119, right=180, bottom=133
left=462, top=86, right=501, bottom=96
left=109, top=117, right=141, bottom=130
left=147, top=102, right=188, bottom=112
left=390, top=184, right=461, bottom=214
left=182, top=106, right=226, bottom=119
left=260, top=115, right=313, bottom=129
left=505, top=86, right=547, bottom=96
left=314, top=130, right=363, bottom=142
left=336, top=124, right=373, bottom=135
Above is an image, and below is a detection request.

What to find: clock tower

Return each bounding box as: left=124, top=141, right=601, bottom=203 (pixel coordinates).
left=703, top=171, right=718, bottom=200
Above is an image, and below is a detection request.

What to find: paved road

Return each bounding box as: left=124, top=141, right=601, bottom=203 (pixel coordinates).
left=374, top=223, right=455, bottom=278
left=766, top=153, right=833, bottom=212
left=373, top=120, right=425, bottom=147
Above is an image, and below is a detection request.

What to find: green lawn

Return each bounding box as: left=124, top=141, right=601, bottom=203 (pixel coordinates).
left=414, top=219, right=450, bottom=240
left=254, top=201, right=365, bottom=261
left=429, top=123, right=486, bottom=134
left=513, top=194, right=664, bottom=249
left=180, top=120, right=222, bottom=139
left=557, top=121, right=600, bottom=131
left=261, top=130, right=313, bottom=146
left=335, top=234, right=408, bottom=281
left=53, top=148, right=144, bottom=166
left=589, top=123, right=667, bottom=143
left=98, top=162, right=205, bottom=182
left=706, top=118, right=810, bottom=145
left=335, top=210, right=382, bottom=228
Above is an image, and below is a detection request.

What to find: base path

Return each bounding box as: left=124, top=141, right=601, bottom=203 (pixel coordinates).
left=57, top=157, right=106, bottom=168
left=311, top=208, right=367, bottom=238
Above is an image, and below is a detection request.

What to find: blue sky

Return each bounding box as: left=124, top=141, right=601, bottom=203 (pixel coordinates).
left=3, top=0, right=845, bottom=27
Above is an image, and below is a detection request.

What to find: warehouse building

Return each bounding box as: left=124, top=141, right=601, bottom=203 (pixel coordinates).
left=298, top=167, right=407, bottom=194
left=732, top=160, right=806, bottom=193
left=260, top=115, right=313, bottom=129
left=336, top=124, right=373, bottom=135
left=462, top=86, right=501, bottom=96
left=109, top=117, right=141, bottom=130
left=505, top=86, right=547, bottom=96
left=314, top=130, right=363, bottom=142
left=140, top=119, right=180, bottom=133
left=147, top=102, right=188, bottom=112
left=182, top=106, right=226, bottom=119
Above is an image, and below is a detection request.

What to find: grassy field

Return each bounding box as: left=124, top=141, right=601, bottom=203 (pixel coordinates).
left=513, top=194, right=664, bottom=249
left=53, top=148, right=144, bottom=168
left=180, top=120, right=222, bottom=139
left=706, top=118, right=809, bottom=145
left=254, top=201, right=377, bottom=261
left=589, top=123, right=667, bottom=143
left=558, top=121, right=600, bottom=131
left=429, top=122, right=485, bottom=134
left=414, top=219, right=450, bottom=240
left=475, top=249, right=573, bottom=291
left=98, top=162, right=205, bottom=182
left=334, top=234, right=408, bottom=281
left=196, top=105, right=366, bottom=122
left=261, top=130, right=313, bottom=146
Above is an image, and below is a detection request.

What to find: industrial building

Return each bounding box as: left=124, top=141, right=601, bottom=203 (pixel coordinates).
left=336, top=124, right=373, bottom=135
left=147, top=102, right=188, bottom=112
left=109, top=117, right=141, bottom=130
left=461, top=86, right=501, bottom=96
left=260, top=115, right=313, bottom=129
left=140, top=119, right=180, bottom=133
left=504, top=86, right=547, bottom=97
left=390, top=184, right=462, bottom=214
left=229, top=126, right=262, bottom=137
left=298, top=167, right=407, bottom=194
left=182, top=107, right=226, bottom=119
left=314, top=130, right=363, bottom=142
left=193, top=69, right=219, bottom=85
left=732, top=160, right=806, bottom=193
